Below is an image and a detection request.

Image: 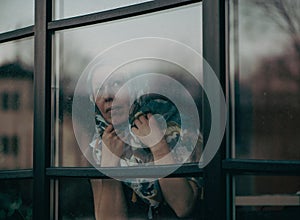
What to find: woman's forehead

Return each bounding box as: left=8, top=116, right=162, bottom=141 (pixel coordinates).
left=91, top=71, right=129, bottom=94
left=92, top=71, right=127, bottom=85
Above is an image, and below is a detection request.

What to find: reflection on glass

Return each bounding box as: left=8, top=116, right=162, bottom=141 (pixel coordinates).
left=229, top=0, right=300, bottom=160
left=0, top=38, right=34, bottom=169
left=235, top=175, right=300, bottom=220
left=0, top=179, right=33, bottom=220
left=54, top=0, right=154, bottom=20
left=59, top=178, right=203, bottom=220
left=0, top=0, right=34, bottom=34
left=52, top=3, right=202, bottom=167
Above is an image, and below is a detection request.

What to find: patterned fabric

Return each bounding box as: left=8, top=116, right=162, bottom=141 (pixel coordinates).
left=89, top=94, right=202, bottom=219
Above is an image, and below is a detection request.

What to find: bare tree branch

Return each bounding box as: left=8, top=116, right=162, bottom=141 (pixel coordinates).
left=253, top=0, right=300, bottom=56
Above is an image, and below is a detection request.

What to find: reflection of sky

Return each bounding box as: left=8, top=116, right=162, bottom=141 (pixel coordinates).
left=0, top=0, right=296, bottom=79
left=0, top=38, right=34, bottom=67
left=0, top=0, right=34, bottom=34
left=237, top=0, right=292, bottom=78
left=0, top=0, right=34, bottom=66
left=54, top=3, right=203, bottom=79
left=54, top=0, right=154, bottom=19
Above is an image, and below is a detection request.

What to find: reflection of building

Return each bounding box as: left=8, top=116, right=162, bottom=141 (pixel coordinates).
left=251, top=48, right=300, bottom=161
left=252, top=50, right=300, bottom=195
left=240, top=47, right=300, bottom=195
left=0, top=62, right=87, bottom=169
left=0, top=62, right=33, bottom=169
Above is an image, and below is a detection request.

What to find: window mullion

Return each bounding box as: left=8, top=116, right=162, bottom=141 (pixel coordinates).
left=203, top=0, right=226, bottom=219
left=33, top=0, right=52, bottom=219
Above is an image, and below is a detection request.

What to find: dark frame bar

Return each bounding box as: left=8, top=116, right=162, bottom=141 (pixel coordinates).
left=32, top=0, right=52, bottom=219
left=223, top=159, right=300, bottom=175
left=48, top=0, right=201, bottom=31
left=203, top=0, right=227, bottom=219
left=46, top=164, right=203, bottom=178
left=0, top=26, right=34, bottom=44
left=0, top=169, right=33, bottom=179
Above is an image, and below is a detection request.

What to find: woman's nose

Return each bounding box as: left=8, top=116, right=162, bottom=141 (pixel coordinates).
left=102, top=86, right=115, bottom=101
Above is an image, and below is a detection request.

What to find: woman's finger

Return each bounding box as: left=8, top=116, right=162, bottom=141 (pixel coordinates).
left=147, top=113, right=152, bottom=120
left=131, top=126, right=138, bottom=134
left=134, top=118, right=142, bottom=128
left=138, top=115, right=147, bottom=124
left=104, top=124, right=114, bottom=134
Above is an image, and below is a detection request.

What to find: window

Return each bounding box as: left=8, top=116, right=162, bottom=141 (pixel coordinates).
left=12, top=93, right=20, bottom=110
left=0, top=0, right=299, bottom=220
left=1, top=92, right=9, bottom=110
left=1, top=92, right=20, bottom=111
left=227, top=0, right=300, bottom=219
left=11, top=135, right=19, bottom=156
left=0, top=135, right=19, bottom=156
left=1, top=136, right=9, bottom=154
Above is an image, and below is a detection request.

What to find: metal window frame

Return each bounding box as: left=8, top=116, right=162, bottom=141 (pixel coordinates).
left=46, top=164, right=203, bottom=179
left=202, top=1, right=227, bottom=219
left=0, top=26, right=34, bottom=43
left=0, top=0, right=300, bottom=220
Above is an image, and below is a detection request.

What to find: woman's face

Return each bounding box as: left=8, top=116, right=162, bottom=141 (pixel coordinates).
left=93, top=74, right=131, bottom=125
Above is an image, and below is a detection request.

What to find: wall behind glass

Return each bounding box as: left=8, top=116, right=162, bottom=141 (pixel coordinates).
left=0, top=38, right=34, bottom=170
left=229, top=0, right=300, bottom=160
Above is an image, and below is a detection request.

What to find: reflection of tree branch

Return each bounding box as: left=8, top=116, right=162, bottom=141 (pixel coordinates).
left=254, top=0, right=299, bottom=34
left=240, top=2, right=299, bottom=95
left=287, top=0, right=300, bottom=33
left=254, top=1, right=288, bottom=33
left=254, top=0, right=300, bottom=56
left=277, top=1, right=297, bottom=34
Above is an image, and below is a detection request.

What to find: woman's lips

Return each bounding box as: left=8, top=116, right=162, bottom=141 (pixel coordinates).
left=106, top=107, right=112, bottom=113
left=106, top=106, right=122, bottom=113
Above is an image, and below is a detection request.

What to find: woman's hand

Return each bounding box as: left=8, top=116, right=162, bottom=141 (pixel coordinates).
left=101, top=124, right=124, bottom=167
left=131, top=113, right=165, bottom=147
left=131, top=113, right=171, bottom=161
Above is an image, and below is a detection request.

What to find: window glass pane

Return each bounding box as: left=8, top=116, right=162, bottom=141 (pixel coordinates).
left=53, top=0, right=154, bottom=20
left=235, top=175, right=300, bottom=220
left=58, top=179, right=94, bottom=219
left=0, top=0, right=34, bottom=34
left=58, top=177, right=203, bottom=219
left=0, top=179, right=33, bottom=220
left=0, top=38, right=34, bottom=169
left=52, top=3, right=203, bottom=167
left=229, top=0, right=300, bottom=160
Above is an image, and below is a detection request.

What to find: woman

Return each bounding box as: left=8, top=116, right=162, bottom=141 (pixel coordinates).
left=89, top=71, right=203, bottom=219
